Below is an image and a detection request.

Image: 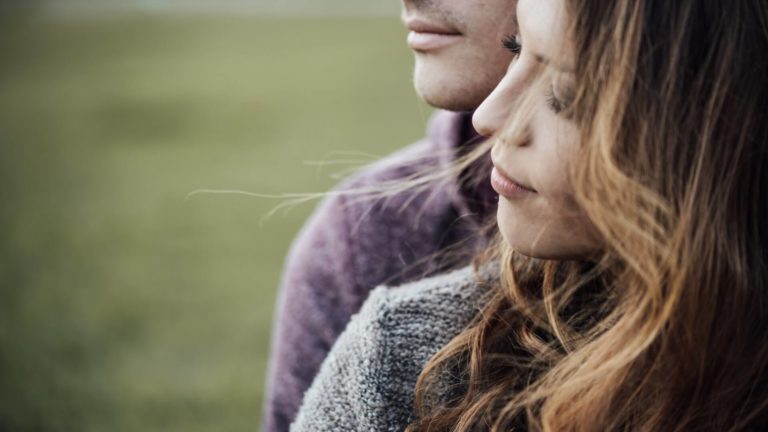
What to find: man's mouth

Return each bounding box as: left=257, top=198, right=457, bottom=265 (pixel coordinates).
left=403, top=17, right=462, bottom=51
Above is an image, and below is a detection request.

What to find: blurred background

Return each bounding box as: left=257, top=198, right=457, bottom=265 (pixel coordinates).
left=0, top=1, right=432, bottom=430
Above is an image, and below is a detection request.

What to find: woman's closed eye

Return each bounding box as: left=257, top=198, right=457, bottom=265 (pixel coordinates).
left=500, top=33, right=576, bottom=119
left=546, top=82, right=575, bottom=118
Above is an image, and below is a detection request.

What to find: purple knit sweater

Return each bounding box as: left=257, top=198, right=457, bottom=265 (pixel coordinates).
left=262, top=110, right=495, bottom=432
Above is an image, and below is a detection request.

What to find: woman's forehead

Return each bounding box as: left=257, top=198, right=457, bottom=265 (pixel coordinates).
left=518, top=0, right=575, bottom=72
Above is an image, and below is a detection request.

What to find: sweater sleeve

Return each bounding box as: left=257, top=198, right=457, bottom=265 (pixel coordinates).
left=262, top=190, right=365, bottom=432
left=289, top=287, right=392, bottom=432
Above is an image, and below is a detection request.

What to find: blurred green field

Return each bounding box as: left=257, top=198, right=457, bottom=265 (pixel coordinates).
left=0, top=13, right=431, bottom=431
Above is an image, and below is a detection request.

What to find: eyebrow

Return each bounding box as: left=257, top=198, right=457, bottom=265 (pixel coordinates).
left=532, top=52, right=576, bottom=74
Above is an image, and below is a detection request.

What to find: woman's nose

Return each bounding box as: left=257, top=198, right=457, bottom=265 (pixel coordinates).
left=472, top=70, right=519, bottom=137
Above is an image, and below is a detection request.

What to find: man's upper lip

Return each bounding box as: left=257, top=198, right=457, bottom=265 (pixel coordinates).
left=403, top=17, right=461, bottom=35
left=491, top=161, right=538, bottom=193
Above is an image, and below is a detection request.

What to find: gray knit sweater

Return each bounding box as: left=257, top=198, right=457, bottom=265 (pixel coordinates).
left=290, top=265, right=493, bottom=432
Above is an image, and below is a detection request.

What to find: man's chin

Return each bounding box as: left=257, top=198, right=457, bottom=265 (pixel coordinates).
left=415, top=83, right=486, bottom=112
left=412, top=63, right=491, bottom=112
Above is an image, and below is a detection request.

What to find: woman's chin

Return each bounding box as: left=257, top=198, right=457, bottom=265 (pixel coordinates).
left=496, top=202, right=597, bottom=261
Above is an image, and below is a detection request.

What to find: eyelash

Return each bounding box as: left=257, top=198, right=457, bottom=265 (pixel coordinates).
left=502, top=34, right=522, bottom=56
left=546, top=87, right=566, bottom=114
left=546, top=84, right=575, bottom=118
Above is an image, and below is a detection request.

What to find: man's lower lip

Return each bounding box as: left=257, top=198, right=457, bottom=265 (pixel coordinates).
left=491, top=167, right=536, bottom=199
left=407, top=31, right=461, bottom=51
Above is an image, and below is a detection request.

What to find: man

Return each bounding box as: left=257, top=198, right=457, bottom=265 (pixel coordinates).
left=263, top=1, right=517, bottom=430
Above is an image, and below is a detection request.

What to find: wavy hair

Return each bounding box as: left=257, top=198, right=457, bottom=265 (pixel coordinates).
left=407, top=1, right=768, bottom=430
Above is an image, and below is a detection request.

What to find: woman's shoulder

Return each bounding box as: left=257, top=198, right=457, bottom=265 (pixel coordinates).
left=343, top=264, right=495, bottom=380
left=355, top=264, right=497, bottom=414
left=365, top=264, right=496, bottom=336
left=291, top=264, right=497, bottom=432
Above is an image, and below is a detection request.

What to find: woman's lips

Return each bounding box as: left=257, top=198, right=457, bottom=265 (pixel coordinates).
left=491, top=166, right=537, bottom=199
left=404, top=17, right=461, bottom=51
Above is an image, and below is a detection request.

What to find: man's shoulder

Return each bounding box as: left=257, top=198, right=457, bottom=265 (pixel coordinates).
left=286, top=110, right=478, bottom=292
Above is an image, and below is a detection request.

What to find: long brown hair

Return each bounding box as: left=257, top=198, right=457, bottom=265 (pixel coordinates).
left=407, top=1, right=768, bottom=430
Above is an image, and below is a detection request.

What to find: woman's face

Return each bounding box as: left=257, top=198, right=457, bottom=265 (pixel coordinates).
left=473, top=0, right=600, bottom=260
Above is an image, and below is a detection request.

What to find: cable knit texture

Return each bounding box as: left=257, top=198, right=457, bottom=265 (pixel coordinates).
left=290, top=265, right=494, bottom=432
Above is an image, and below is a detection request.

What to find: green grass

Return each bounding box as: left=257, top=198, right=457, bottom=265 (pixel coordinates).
left=0, top=13, right=431, bottom=431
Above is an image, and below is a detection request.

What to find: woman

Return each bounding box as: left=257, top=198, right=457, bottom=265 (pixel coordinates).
left=292, top=0, right=768, bottom=430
